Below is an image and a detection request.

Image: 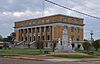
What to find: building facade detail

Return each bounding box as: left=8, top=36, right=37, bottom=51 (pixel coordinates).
left=14, top=14, right=84, bottom=49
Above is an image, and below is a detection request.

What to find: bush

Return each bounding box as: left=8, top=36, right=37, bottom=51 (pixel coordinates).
left=92, top=39, right=100, bottom=51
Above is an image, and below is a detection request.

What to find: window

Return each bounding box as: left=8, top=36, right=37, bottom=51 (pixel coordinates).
left=71, top=35, right=74, bottom=41
left=32, top=28, right=35, bottom=33
left=75, top=28, right=77, bottom=32
left=21, top=37, right=23, bottom=41
left=21, top=29, right=23, bottom=33
left=41, top=27, right=44, bottom=32
left=46, top=43, right=48, bottom=47
left=38, top=36, right=40, bottom=40
left=46, top=26, right=50, bottom=32
left=71, top=18, right=74, bottom=23
left=33, top=36, right=35, bottom=41
left=30, top=37, right=31, bottom=42
left=47, top=35, right=50, bottom=40
left=29, top=28, right=31, bottom=33
left=37, top=27, right=40, bottom=32
left=25, top=37, right=27, bottom=41
left=42, top=36, right=44, bottom=40
left=33, top=22, right=35, bottom=24
left=77, top=27, right=80, bottom=33
left=25, top=29, right=27, bottom=33
left=63, top=17, right=66, bottom=22
left=71, top=27, right=74, bottom=32
left=46, top=19, right=49, bottom=22
left=42, top=20, right=44, bottom=23
left=76, top=35, right=80, bottom=41
left=29, top=23, right=31, bottom=25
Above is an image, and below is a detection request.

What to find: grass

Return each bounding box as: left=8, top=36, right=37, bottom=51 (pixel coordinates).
left=50, top=54, right=97, bottom=58
left=0, top=48, right=53, bottom=56
left=76, top=50, right=100, bottom=56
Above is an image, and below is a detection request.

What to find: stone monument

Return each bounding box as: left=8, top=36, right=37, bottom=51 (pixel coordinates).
left=55, top=27, right=73, bottom=52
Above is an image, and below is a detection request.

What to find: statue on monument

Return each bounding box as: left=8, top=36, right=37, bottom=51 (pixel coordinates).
left=55, top=26, right=73, bottom=52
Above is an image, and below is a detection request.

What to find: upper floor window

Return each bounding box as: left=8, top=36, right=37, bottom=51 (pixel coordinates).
left=71, top=18, right=74, bottom=22
left=63, top=17, right=66, bottom=22
left=46, top=19, right=49, bottom=22
left=29, top=23, right=31, bottom=25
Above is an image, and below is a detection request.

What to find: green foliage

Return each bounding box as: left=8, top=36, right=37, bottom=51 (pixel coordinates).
left=82, top=40, right=91, bottom=50
left=92, top=39, right=100, bottom=51
left=35, top=41, right=44, bottom=49
left=0, top=49, right=42, bottom=56
left=0, top=38, right=3, bottom=42
left=52, top=40, right=57, bottom=52
left=76, top=50, right=100, bottom=56
left=0, top=49, right=53, bottom=56
left=50, top=54, right=97, bottom=58
left=3, top=36, right=12, bottom=42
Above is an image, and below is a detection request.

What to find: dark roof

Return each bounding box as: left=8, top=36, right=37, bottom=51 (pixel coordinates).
left=15, top=14, right=84, bottom=23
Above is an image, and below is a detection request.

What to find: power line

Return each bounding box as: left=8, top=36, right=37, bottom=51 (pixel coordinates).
left=45, top=0, right=100, bottom=19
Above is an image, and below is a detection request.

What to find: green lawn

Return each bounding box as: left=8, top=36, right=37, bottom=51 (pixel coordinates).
left=76, top=50, right=100, bottom=56
left=0, top=49, right=53, bottom=56
left=50, top=54, right=97, bottom=58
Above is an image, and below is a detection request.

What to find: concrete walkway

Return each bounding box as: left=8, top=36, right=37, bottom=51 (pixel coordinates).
left=0, top=57, right=100, bottom=64
left=4, top=55, right=100, bottom=62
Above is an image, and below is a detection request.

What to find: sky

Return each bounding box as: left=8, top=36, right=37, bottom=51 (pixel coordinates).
left=0, top=0, right=100, bottom=40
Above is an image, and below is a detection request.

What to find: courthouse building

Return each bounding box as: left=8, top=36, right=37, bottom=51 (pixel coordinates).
left=14, top=14, right=84, bottom=49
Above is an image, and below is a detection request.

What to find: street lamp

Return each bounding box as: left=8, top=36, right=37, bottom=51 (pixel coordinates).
left=90, top=30, right=94, bottom=50
left=90, top=30, right=93, bottom=41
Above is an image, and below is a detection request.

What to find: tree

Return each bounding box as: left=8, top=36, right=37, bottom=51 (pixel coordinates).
left=0, top=35, right=3, bottom=41
left=3, top=36, right=12, bottom=42
left=52, top=40, right=57, bottom=52
left=92, top=39, right=100, bottom=51
left=83, top=40, right=91, bottom=50
left=35, top=40, right=44, bottom=49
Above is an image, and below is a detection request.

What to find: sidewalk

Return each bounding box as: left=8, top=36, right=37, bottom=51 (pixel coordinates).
left=4, top=54, right=100, bottom=62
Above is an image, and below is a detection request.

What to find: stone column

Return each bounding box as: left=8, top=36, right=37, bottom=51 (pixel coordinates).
left=31, top=28, right=33, bottom=42
left=35, top=27, right=37, bottom=41
left=44, top=26, right=46, bottom=48
left=44, top=26, right=46, bottom=41
left=23, top=29, right=25, bottom=41
left=27, top=28, right=29, bottom=42
left=19, top=30, right=21, bottom=41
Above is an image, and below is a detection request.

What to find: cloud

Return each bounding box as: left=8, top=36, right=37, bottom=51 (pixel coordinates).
left=0, top=0, right=100, bottom=39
